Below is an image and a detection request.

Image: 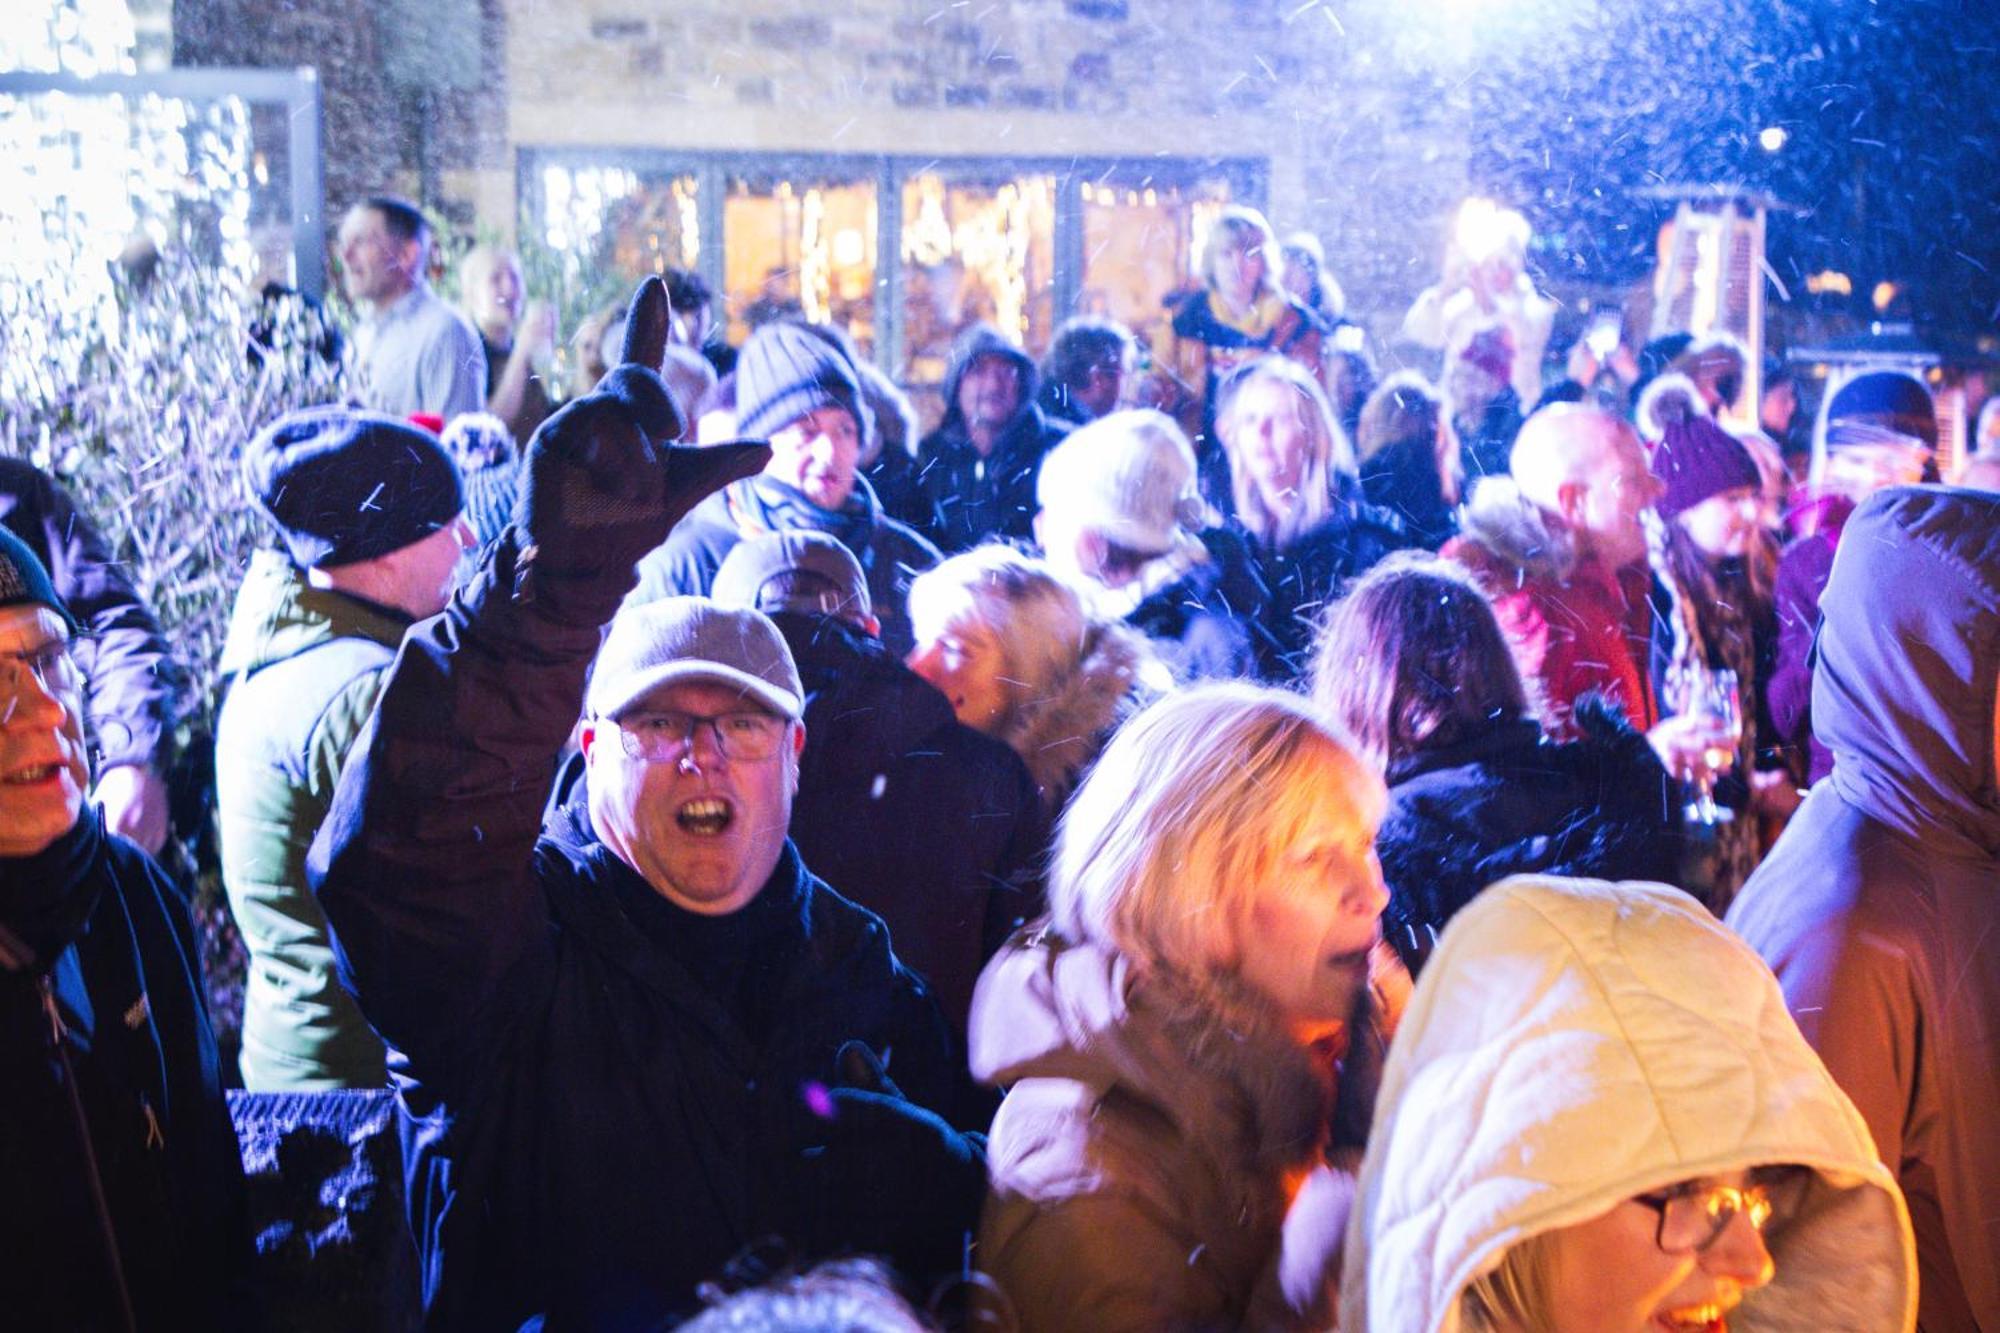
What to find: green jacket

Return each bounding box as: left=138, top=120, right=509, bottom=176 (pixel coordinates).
left=215, top=551, right=408, bottom=1088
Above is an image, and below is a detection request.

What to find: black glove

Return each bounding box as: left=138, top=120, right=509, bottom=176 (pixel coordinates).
left=787, top=1042, right=986, bottom=1284
left=511, top=275, right=767, bottom=598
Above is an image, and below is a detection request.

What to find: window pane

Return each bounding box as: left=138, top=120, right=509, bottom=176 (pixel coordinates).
left=899, top=171, right=1056, bottom=391
left=723, top=174, right=878, bottom=357
left=1079, top=175, right=1236, bottom=377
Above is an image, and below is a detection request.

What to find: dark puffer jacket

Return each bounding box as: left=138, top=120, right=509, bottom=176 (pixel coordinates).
left=776, top=611, right=1050, bottom=1038
left=1, top=808, right=250, bottom=1328
left=1376, top=700, right=1683, bottom=976
left=912, top=324, right=1070, bottom=554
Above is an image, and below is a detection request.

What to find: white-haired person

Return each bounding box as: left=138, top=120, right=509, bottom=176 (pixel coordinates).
left=1170, top=204, right=1331, bottom=501
left=1033, top=408, right=1267, bottom=680
left=905, top=543, right=1151, bottom=811
left=1340, top=874, right=1917, bottom=1333
left=971, top=683, right=1410, bottom=1331
left=1213, top=356, right=1410, bottom=680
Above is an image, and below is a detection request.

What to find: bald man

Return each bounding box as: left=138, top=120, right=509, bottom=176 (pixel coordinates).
left=1442, top=405, right=1660, bottom=730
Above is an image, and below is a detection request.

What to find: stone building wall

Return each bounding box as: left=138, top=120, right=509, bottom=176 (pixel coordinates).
left=172, top=0, right=1475, bottom=337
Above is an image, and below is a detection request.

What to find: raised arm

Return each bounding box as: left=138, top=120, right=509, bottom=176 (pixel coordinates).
left=307, top=278, right=768, bottom=1070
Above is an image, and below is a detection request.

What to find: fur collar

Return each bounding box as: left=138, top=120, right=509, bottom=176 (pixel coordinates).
left=1001, top=620, right=1148, bottom=805
left=1455, top=476, right=1577, bottom=582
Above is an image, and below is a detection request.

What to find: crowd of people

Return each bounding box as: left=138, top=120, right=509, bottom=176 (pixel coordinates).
left=5, top=188, right=1999, bottom=1331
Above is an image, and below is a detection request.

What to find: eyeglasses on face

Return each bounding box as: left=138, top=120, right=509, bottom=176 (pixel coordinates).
left=0, top=640, right=81, bottom=695
left=609, top=709, right=788, bottom=764
left=1633, top=1176, right=1787, bottom=1256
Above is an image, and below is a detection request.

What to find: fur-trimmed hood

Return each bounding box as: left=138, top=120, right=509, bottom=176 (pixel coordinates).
left=999, top=617, right=1150, bottom=807
left=1453, top=475, right=1578, bottom=583
left=1341, top=877, right=1916, bottom=1333
left=971, top=934, right=1334, bottom=1178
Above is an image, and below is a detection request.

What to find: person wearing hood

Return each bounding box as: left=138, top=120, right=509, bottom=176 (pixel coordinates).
left=1311, top=553, right=1681, bottom=976
left=1212, top=355, right=1410, bottom=680
left=971, top=683, right=1408, bottom=1331
left=1341, top=874, right=1917, bottom=1333
left=906, top=542, right=1153, bottom=814
left=1036, top=408, right=1268, bottom=681
left=911, top=322, right=1070, bottom=555
left=216, top=407, right=474, bottom=1089
left=711, top=530, right=1049, bottom=1040
left=634, top=321, right=941, bottom=656
left=1767, top=370, right=1936, bottom=785
left=1, top=526, right=251, bottom=1328
left=1727, top=485, right=2000, bottom=1333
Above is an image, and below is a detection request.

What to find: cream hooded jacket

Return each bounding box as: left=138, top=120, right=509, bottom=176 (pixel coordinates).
left=1340, top=877, right=1915, bottom=1333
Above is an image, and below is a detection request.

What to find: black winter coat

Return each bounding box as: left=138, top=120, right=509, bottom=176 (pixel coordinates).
left=0, top=459, right=183, bottom=773
left=1375, top=702, right=1682, bottom=976
left=914, top=328, right=1070, bottom=555
left=1230, top=497, right=1410, bottom=682
left=308, top=536, right=978, bottom=1329
left=1, top=808, right=249, bottom=1328
left=777, top=612, right=1049, bottom=1037
left=632, top=473, right=939, bottom=658
left=1126, top=527, right=1268, bottom=682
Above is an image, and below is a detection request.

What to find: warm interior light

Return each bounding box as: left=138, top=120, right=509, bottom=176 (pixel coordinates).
left=1758, top=126, right=1788, bottom=152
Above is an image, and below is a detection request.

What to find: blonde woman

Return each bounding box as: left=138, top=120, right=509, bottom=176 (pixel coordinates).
left=971, top=684, right=1409, bottom=1331
left=1341, top=875, right=1915, bottom=1333
left=905, top=543, right=1151, bottom=810
left=1212, top=356, right=1407, bottom=679
left=1171, top=205, right=1330, bottom=500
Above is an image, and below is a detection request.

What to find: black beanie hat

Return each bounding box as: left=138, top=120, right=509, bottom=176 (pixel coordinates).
left=0, top=524, right=75, bottom=631
left=733, top=323, right=868, bottom=443
left=243, top=406, right=465, bottom=569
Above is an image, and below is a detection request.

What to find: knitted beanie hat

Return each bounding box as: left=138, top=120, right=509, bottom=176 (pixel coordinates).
left=0, top=524, right=74, bottom=631
left=734, top=323, right=867, bottom=443
left=243, top=405, right=465, bottom=569
left=1651, top=414, right=1761, bottom=520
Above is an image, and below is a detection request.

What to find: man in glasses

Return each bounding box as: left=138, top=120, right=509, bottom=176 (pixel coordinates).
left=310, top=278, right=983, bottom=1328
left=0, top=526, right=248, bottom=1327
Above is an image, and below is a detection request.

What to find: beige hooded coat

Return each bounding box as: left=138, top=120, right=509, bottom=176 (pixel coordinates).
left=1340, top=877, right=1915, bottom=1333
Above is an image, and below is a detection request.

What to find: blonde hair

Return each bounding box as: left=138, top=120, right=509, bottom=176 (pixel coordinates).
left=1461, top=1231, right=1560, bottom=1331
left=1215, top=356, right=1353, bottom=547
left=907, top=544, right=1089, bottom=735
left=1050, top=682, right=1374, bottom=985
left=1200, top=206, right=1282, bottom=300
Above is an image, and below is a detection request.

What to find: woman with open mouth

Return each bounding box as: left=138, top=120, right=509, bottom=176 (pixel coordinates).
left=968, top=683, right=1408, bottom=1330
left=1340, top=876, right=1917, bottom=1333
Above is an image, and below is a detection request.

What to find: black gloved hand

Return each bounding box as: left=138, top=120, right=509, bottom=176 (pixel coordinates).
left=786, top=1042, right=986, bottom=1285
left=512, top=275, right=767, bottom=595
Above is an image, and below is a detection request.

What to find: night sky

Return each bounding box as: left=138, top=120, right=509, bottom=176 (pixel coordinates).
left=1389, top=0, right=2000, bottom=335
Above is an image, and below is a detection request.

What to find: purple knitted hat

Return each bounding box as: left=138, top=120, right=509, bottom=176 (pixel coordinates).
left=1651, top=414, right=1761, bottom=521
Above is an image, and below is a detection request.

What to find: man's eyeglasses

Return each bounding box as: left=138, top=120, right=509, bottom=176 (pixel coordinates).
left=0, top=640, right=81, bottom=695
left=1634, top=1178, right=1782, bottom=1255
left=610, top=710, right=788, bottom=765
